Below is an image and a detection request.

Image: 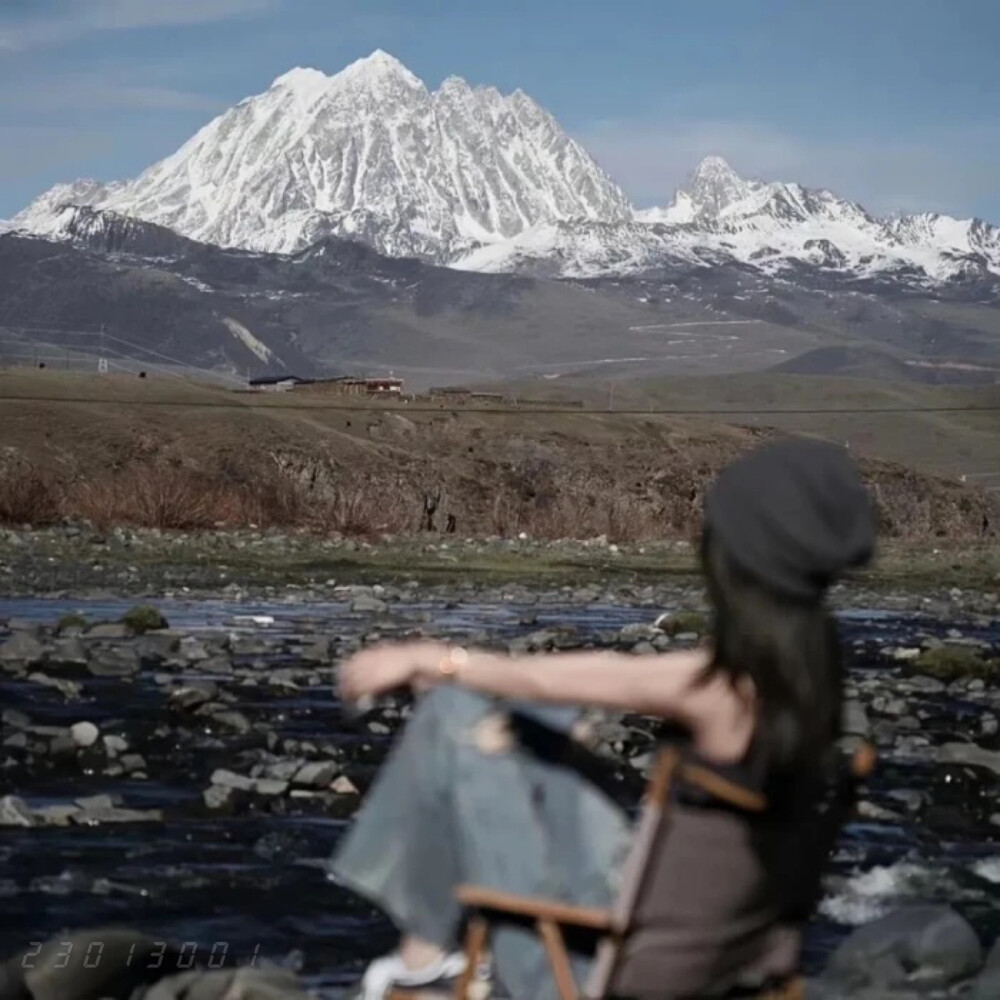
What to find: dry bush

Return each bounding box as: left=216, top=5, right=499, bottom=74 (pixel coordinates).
left=229, top=468, right=308, bottom=528
left=0, top=457, right=62, bottom=526
left=70, top=464, right=231, bottom=531
left=484, top=477, right=673, bottom=543
left=313, top=476, right=414, bottom=538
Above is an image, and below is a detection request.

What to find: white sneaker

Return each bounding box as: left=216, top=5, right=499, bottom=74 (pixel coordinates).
left=358, top=950, right=469, bottom=1000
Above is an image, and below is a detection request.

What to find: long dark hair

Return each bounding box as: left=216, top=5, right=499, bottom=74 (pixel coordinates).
left=698, top=527, right=843, bottom=785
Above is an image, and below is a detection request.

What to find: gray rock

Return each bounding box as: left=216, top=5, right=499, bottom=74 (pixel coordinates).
left=351, top=595, right=388, bottom=614
left=32, top=805, right=79, bottom=826
left=804, top=980, right=927, bottom=1000
left=120, top=754, right=146, bottom=772
left=292, top=762, right=339, bottom=788
left=170, top=681, right=219, bottom=709
left=230, top=636, right=272, bottom=657
left=85, top=623, right=131, bottom=639
left=967, top=939, right=1000, bottom=1000
left=102, top=734, right=129, bottom=756
left=211, top=769, right=255, bottom=791
left=177, top=636, right=210, bottom=662
left=199, top=654, right=234, bottom=674
left=86, top=646, right=140, bottom=677
left=73, top=803, right=163, bottom=824
left=968, top=966, right=1000, bottom=1000
left=0, top=795, right=35, bottom=827
left=70, top=721, right=100, bottom=748
left=253, top=779, right=289, bottom=797
left=49, top=733, right=77, bottom=755
left=136, top=632, right=181, bottom=665
left=266, top=760, right=305, bottom=782
left=3, top=708, right=30, bottom=729
left=209, top=710, right=251, bottom=733
left=618, top=623, right=660, bottom=643
left=0, top=631, right=45, bottom=667
left=203, top=784, right=237, bottom=811
left=842, top=699, right=871, bottom=738
left=28, top=672, right=82, bottom=699
left=872, top=695, right=908, bottom=717
left=905, top=675, right=947, bottom=694
left=48, top=637, right=88, bottom=666
left=938, top=743, right=1000, bottom=775
left=886, top=789, right=925, bottom=813
left=822, top=904, right=982, bottom=991
left=75, top=793, right=117, bottom=811
left=300, top=638, right=331, bottom=662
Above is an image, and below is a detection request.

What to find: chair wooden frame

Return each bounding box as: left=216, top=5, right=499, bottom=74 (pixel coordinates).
left=389, top=741, right=875, bottom=1000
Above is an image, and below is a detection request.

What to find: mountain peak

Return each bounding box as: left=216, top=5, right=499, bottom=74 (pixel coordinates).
left=271, top=66, right=328, bottom=90
left=17, top=50, right=628, bottom=257
left=684, top=156, right=751, bottom=216
left=333, top=49, right=423, bottom=89
left=691, top=155, right=741, bottom=181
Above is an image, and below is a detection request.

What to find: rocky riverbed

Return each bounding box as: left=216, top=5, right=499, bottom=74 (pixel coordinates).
left=2, top=577, right=1000, bottom=997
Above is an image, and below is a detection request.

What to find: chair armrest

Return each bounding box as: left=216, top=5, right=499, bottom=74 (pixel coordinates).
left=455, top=885, right=613, bottom=930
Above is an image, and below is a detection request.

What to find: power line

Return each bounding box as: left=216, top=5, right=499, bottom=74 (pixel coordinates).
left=0, top=393, right=999, bottom=416
left=0, top=327, right=244, bottom=387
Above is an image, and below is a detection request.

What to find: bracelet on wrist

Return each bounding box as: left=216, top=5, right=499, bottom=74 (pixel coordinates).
left=437, top=645, right=469, bottom=682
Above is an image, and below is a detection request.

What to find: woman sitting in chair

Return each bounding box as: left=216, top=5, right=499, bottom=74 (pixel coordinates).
left=330, top=437, right=876, bottom=1000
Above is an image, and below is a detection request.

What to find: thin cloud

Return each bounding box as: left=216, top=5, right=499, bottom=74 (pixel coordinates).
left=0, top=0, right=279, bottom=50
left=574, top=116, right=1000, bottom=222
left=19, top=76, right=226, bottom=114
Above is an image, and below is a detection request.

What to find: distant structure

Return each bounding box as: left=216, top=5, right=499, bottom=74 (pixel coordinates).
left=429, top=387, right=507, bottom=406
left=247, top=374, right=307, bottom=392
left=244, top=373, right=582, bottom=408
left=246, top=373, right=404, bottom=396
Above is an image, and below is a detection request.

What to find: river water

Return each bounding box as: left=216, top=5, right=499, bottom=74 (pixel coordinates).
left=1, top=596, right=999, bottom=994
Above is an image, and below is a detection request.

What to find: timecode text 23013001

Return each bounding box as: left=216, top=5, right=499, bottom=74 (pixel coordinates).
left=20, top=941, right=261, bottom=970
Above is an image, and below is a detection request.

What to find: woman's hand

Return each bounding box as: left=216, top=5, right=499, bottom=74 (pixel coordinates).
left=338, top=640, right=449, bottom=704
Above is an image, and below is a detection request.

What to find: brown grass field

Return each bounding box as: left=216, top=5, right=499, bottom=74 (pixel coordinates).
left=0, top=369, right=997, bottom=541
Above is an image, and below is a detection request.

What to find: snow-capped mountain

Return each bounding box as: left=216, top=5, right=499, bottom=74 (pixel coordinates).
left=472, top=155, right=1000, bottom=282
left=14, top=50, right=630, bottom=259
left=631, top=156, right=1000, bottom=283
left=11, top=52, right=1000, bottom=287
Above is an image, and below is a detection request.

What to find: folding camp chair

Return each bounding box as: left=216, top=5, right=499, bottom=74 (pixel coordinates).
left=391, top=739, right=875, bottom=1000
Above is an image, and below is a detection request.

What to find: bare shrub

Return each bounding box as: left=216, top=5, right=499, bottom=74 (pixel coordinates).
left=231, top=468, right=308, bottom=528
left=313, top=476, right=414, bottom=538
left=0, top=457, right=62, bottom=526
left=70, top=464, right=229, bottom=531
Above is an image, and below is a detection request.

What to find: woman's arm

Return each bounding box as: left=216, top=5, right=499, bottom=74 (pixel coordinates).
left=338, top=640, right=712, bottom=722
left=448, top=646, right=709, bottom=719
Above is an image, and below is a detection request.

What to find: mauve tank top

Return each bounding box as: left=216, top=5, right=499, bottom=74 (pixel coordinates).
left=609, top=735, right=809, bottom=999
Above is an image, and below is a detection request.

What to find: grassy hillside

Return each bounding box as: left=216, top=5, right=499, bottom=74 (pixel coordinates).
left=484, top=372, right=1000, bottom=485
left=0, top=370, right=995, bottom=541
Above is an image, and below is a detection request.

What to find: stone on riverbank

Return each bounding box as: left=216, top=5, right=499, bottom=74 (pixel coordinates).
left=70, top=721, right=100, bottom=748
left=820, top=904, right=983, bottom=993
left=0, top=630, right=44, bottom=668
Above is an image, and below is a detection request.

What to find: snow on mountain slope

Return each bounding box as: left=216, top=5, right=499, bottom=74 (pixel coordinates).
left=14, top=50, right=630, bottom=259
left=466, top=155, right=1000, bottom=282
left=628, top=156, right=1000, bottom=284
left=11, top=52, right=1000, bottom=287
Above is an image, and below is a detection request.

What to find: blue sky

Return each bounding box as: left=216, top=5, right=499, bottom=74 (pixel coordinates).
left=1, top=0, right=998, bottom=221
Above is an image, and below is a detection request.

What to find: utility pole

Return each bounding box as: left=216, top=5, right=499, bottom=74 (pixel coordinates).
left=608, top=380, right=615, bottom=412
